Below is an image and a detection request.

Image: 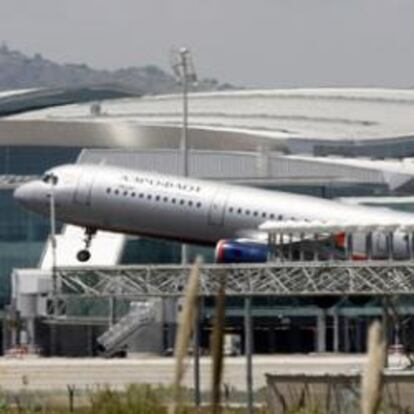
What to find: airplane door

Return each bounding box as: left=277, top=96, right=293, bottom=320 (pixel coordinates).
left=74, top=174, right=94, bottom=206
left=208, top=191, right=228, bottom=226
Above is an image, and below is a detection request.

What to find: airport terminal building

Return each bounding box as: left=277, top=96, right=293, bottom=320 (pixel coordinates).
left=3, top=87, right=414, bottom=356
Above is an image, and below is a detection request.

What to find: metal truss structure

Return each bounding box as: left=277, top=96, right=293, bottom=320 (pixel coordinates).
left=55, top=260, right=414, bottom=299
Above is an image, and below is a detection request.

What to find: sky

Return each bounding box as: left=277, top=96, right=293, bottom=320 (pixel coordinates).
left=1, top=0, right=414, bottom=88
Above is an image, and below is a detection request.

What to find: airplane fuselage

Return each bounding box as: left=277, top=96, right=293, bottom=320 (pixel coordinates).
left=14, top=164, right=414, bottom=258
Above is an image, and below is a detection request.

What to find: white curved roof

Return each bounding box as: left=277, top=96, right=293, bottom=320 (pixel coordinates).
left=9, top=88, right=414, bottom=143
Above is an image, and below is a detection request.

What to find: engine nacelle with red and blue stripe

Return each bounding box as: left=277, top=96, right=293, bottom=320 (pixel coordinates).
left=215, top=240, right=268, bottom=263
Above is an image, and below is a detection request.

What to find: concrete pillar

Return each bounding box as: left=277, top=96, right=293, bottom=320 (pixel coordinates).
left=164, top=298, right=177, bottom=349
left=366, top=232, right=373, bottom=260
left=344, top=317, right=350, bottom=353
left=299, top=233, right=305, bottom=261
left=316, top=310, right=327, bottom=353
left=269, top=326, right=277, bottom=352
left=346, top=233, right=353, bottom=260
left=256, top=145, right=270, bottom=178
left=288, top=233, right=293, bottom=261
left=268, top=233, right=277, bottom=261
left=388, top=232, right=394, bottom=261
left=87, top=325, right=93, bottom=357
left=355, top=318, right=362, bottom=352
left=313, top=234, right=319, bottom=261
left=329, top=235, right=335, bottom=261
left=411, top=233, right=414, bottom=260
left=333, top=307, right=340, bottom=352
left=279, top=233, right=284, bottom=262
left=26, top=317, right=36, bottom=352
left=2, top=315, right=8, bottom=353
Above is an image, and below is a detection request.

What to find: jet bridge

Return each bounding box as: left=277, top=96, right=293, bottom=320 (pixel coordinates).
left=52, top=261, right=414, bottom=299
left=260, top=219, right=414, bottom=261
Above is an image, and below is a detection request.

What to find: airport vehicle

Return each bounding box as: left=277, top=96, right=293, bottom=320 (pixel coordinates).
left=14, top=163, right=414, bottom=262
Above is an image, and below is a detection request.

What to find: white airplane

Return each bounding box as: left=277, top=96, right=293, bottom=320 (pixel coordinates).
left=13, top=163, right=414, bottom=263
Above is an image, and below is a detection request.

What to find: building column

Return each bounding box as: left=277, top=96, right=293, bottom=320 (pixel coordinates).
left=333, top=307, right=340, bottom=353
left=344, top=317, right=350, bottom=353
left=316, top=310, right=327, bottom=353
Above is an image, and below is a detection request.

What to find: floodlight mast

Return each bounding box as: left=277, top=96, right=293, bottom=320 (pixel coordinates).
left=170, top=47, right=197, bottom=264
left=49, top=184, right=57, bottom=310
left=170, top=47, right=200, bottom=408
left=48, top=182, right=59, bottom=354
left=171, top=47, right=197, bottom=177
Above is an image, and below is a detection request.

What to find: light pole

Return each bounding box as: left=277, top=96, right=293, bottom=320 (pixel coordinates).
left=49, top=185, right=57, bottom=278
left=170, top=47, right=197, bottom=264
left=48, top=180, right=59, bottom=354
left=171, top=48, right=199, bottom=405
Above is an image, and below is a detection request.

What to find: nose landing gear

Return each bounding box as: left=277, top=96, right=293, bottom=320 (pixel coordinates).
left=76, top=227, right=96, bottom=262
left=77, top=249, right=91, bottom=262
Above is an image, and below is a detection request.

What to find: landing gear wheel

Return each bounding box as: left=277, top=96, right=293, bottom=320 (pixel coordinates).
left=77, top=249, right=91, bottom=262
left=76, top=227, right=97, bottom=262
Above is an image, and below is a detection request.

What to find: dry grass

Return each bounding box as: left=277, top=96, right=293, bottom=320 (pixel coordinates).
left=361, top=320, right=386, bottom=414
left=172, top=256, right=202, bottom=413
left=210, top=272, right=227, bottom=414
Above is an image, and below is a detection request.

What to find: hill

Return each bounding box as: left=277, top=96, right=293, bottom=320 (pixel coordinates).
left=0, top=44, right=227, bottom=94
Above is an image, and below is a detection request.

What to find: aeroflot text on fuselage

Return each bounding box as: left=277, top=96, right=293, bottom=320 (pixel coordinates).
left=123, top=174, right=202, bottom=193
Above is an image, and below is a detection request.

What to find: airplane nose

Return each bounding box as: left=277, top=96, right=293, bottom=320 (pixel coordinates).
left=14, top=181, right=48, bottom=212
left=14, top=183, right=32, bottom=206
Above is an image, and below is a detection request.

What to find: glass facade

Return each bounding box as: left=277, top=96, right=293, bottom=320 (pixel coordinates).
left=0, top=191, right=49, bottom=299
left=0, top=146, right=80, bottom=305
left=0, top=146, right=80, bottom=175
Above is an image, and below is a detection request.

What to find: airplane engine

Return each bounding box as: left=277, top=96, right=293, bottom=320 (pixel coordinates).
left=215, top=240, right=268, bottom=263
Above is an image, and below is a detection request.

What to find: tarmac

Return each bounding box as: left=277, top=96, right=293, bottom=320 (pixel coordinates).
left=0, top=354, right=409, bottom=392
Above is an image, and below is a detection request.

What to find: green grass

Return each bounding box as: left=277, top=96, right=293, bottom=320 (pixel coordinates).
left=0, top=385, right=269, bottom=414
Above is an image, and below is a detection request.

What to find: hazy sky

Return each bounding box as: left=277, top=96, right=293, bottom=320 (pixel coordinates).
left=1, top=0, right=414, bottom=88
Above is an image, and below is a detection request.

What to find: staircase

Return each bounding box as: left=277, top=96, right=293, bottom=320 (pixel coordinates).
left=97, top=301, right=155, bottom=357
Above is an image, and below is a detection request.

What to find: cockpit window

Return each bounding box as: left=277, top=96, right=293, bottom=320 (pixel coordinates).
left=42, top=173, right=58, bottom=185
